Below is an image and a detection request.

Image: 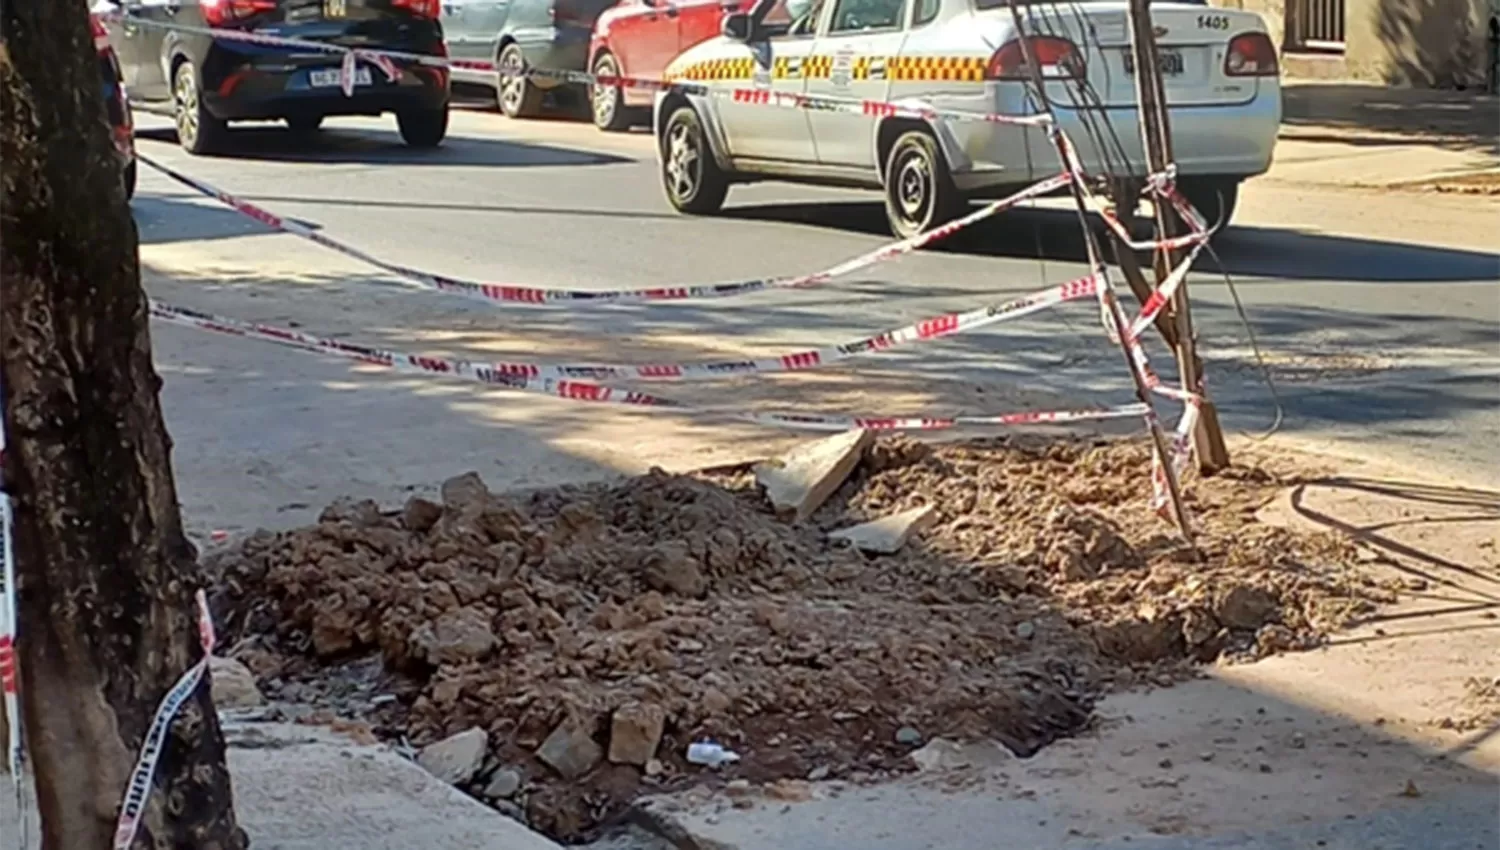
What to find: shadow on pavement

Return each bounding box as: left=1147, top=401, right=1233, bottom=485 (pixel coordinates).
left=1280, top=83, right=1500, bottom=155
left=133, top=124, right=631, bottom=167
left=722, top=201, right=1500, bottom=284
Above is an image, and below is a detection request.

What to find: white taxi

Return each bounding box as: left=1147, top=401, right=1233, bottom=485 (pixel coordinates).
left=654, top=0, right=1281, bottom=237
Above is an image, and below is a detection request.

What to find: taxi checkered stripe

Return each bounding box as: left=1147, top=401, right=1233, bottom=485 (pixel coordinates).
left=679, top=57, right=756, bottom=81
left=802, top=55, right=834, bottom=79
left=888, top=55, right=986, bottom=82
left=672, top=54, right=986, bottom=83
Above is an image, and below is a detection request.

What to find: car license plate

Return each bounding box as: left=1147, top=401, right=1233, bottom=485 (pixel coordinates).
left=1123, top=49, right=1185, bottom=76
left=309, top=67, right=372, bottom=87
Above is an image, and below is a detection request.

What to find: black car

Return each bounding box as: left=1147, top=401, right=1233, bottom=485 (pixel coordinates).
left=100, top=0, right=451, bottom=154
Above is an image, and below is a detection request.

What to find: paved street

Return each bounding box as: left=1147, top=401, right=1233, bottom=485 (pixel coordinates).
left=129, top=105, right=1498, bottom=535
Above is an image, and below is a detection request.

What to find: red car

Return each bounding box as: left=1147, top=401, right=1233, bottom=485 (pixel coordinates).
left=92, top=13, right=136, bottom=199
left=588, top=0, right=750, bottom=132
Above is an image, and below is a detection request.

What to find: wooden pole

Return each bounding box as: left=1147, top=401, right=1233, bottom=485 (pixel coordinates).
left=1124, top=0, right=1231, bottom=474
left=1004, top=1, right=1195, bottom=544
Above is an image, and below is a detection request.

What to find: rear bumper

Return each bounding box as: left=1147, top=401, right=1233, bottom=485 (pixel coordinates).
left=199, top=40, right=449, bottom=120
left=930, top=82, right=1281, bottom=192
left=510, top=24, right=591, bottom=88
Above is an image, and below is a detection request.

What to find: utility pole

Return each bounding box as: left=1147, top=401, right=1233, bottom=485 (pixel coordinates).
left=1124, top=0, right=1231, bottom=473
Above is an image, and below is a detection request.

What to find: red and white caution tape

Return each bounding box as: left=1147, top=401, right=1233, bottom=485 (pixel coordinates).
left=148, top=299, right=1148, bottom=432
left=1150, top=398, right=1199, bottom=517
left=1126, top=239, right=1209, bottom=342
left=140, top=154, right=1071, bottom=307
left=112, top=590, right=216, bottom=850
left=104, top=13, right=1052, bottom=129
left=0, top=385, right=21, bottom=786
left=155, top=274, right=1094, bottom=383
left=0, top=496, right=18, bottom=783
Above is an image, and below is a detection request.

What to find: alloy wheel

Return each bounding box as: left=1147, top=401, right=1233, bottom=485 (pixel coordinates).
left=591, top=56, right=620, bottom=129
left=498, top=49, right=526, bottom=115
left=174, top=67, right=199, bottom=148
left=664, top=120, right=701, bottom=202
left=894, top=151, right=933, bottom=227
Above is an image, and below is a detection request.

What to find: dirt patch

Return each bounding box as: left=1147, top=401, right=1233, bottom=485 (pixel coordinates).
left=207, top=435, right=1392, bottom=843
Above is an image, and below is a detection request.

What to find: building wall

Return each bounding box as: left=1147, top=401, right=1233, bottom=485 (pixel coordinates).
left=1213, top=0, right=1497, bottom=89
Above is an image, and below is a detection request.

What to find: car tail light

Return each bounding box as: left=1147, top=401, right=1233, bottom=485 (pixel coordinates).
left=986, top=36, right=1085, bottom=81
left=393, top=0, right=441, bottom=17
left=201, top=0, right=277, bottom=26
left=1224, top=32, right=1278, bottom=77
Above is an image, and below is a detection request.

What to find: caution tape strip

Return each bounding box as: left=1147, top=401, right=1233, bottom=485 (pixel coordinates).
left=147, top=299, right=1148, bottom=432
left=112, top=590, right=216, bottom=850
left=103, top=14, right=1052, bottom=129
left=1150, top=397, right=1200, bottom=517
left=153, top=275, right=1095, bottom=383
left=139, top=154, right=1071, bottom=307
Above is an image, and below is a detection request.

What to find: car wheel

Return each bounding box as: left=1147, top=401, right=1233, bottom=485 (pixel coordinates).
left=286, top=115, right=324, bottom=136
left=882, top=130, right=965, bottom=239
left=173, top=61, right=227, bottom=155
left=590, top=52, right=634, bottom=132
left=660, top=105, right=728, bottom=215
left=497, top=43, right=544, bottom=119
left=1173, top=179, right=1239, bottom=235
left=123, top=158, right=137, bottom=201
left=397, top=107, right=448, bottom=148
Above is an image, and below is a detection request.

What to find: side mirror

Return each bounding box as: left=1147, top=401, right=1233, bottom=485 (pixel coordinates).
left=642, top=0, right=657, bottom=6
left=721, top=11, right=752, bottom=40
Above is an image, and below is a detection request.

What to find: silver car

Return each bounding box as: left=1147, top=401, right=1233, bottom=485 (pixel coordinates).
left=653, top=0, right=1282, bottom=237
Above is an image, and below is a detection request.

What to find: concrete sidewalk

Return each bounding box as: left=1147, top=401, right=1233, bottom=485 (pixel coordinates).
left=0, top=720, right=566, bottom=850
left=1267, top=81, right=1500, bottom=189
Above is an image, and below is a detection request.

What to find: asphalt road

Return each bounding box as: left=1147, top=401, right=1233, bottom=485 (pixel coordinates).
left=130, top=105, right=1500, bottom=484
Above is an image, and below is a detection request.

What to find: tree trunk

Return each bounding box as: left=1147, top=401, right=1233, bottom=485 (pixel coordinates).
left=0, top=3, right=247, bottom=848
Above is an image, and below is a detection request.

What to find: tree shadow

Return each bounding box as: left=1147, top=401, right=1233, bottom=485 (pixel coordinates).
left=1371, top=0, right=1497, bottom=91
left=720, top=201, right=1500, bottom=284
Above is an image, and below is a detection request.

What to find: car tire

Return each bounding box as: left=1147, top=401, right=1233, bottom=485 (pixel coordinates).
left=1174, top=179, right=1239, bottom=234
left=590, top=52, right=637, bottom=132
left=660, top=104, right=728, bottom=215
left=173, top=61, right=227, bottom=155
left=497, top=43, right=544, bottom=119
left=397, top=107, right=448, bottom=148
left=286, top=115, right=324, bottom=136
left=882, top=130, right=965, bottom=239
left=123, top=158, right=137, bottom=201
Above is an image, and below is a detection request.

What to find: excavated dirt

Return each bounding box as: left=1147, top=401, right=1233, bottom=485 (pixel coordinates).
left=207, top=435, right=1393, bottom=843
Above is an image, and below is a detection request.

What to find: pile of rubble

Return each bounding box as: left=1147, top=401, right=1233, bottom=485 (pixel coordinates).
left=207, top=432, right=1386, bottom=841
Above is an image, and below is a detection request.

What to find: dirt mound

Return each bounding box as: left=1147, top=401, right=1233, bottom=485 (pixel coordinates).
left=207, top=435, right=1384, bottom=842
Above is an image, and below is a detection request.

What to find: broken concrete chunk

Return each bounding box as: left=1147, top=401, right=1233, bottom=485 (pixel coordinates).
left=827, top=504, right=937, bottom=554
left=482, top=767, right=523, bottom=799
left=537, top=718, right=603, bottom=779
left=402, top=496, right=444, bottom=532
left=410, top=606, right=497, bottom=665
left=1214, top=584, right=1279, bottom=630
left=754, top=429, right=873, bottom=521
left=208, top=656, right=264, bottom=710
left=440, top=471, right=492, bottom=512
left=417, top=727, right=487, bottom=786
left=608, top=701, right=666, bottom=766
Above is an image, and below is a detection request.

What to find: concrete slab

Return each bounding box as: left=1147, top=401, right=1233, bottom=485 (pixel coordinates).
left=753, top=430, right=872, bottom=522
left=827, top=505, right=937, bottom=554
left=1, top=720, right=566, bottom=850
left=227, top=720, right=564, bottom=850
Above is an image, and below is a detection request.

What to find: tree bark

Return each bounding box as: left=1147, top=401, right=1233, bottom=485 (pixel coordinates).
left=0, top=2, right=248, bottom=848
